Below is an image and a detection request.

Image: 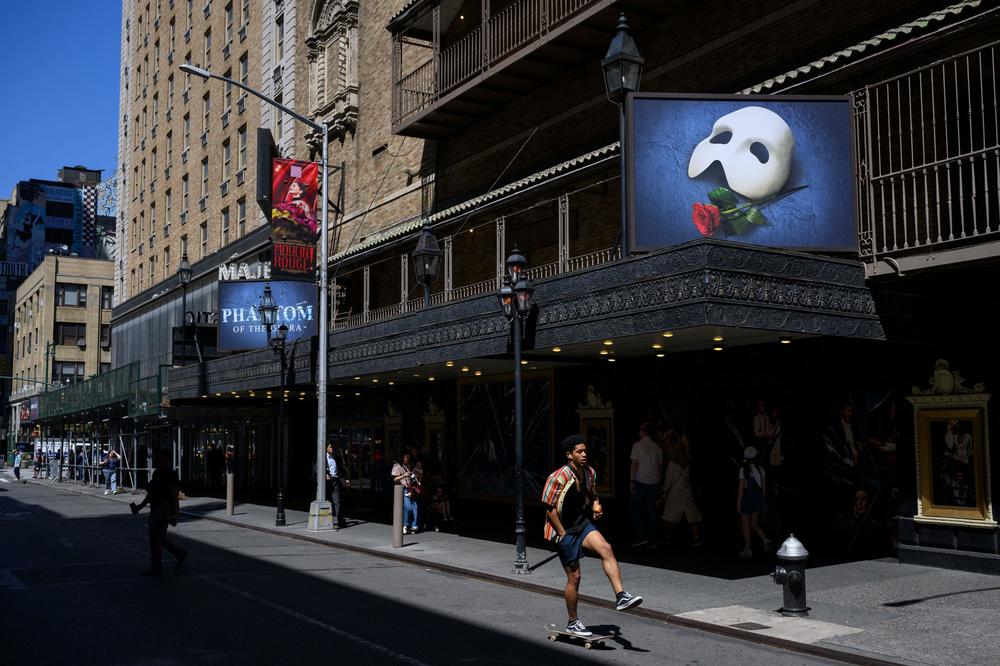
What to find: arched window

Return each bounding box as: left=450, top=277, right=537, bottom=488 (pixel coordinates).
left=308, top=0, right=358, bottom=142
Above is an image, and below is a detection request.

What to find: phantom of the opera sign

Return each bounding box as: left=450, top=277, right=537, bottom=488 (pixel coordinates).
left=271, top=157, right=319, bottom=279
left=217, top=280, right=317, bottom=351
left=626, top=93, right=856, bottom=252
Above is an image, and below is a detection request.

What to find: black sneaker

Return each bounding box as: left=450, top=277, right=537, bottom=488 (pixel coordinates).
left=566, top=619, right=593, bottom=637
left=615, top=591, right=643, bottom=611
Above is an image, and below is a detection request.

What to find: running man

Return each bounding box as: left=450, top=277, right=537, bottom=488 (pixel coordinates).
left=542, top=434, right=642, bottom=638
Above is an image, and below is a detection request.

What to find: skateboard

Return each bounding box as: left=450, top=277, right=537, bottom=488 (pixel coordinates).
left=545, top=624, right=613, bottom=649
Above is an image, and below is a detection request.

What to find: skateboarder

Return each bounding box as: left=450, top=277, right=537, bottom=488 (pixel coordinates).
left=542, top=434, right=643, bottom=638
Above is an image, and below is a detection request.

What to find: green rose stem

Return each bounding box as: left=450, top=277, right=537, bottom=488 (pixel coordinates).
left=719, top=184, right=809, bottom=216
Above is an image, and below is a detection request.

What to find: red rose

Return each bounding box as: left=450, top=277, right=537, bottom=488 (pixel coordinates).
left=692, top=203, right=721, bottom=237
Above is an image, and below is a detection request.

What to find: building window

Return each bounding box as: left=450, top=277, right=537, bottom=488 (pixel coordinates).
left=164, top=246, right=171, bottom=274
left=204, top=28, right=211, bottom=65
left=201, top=158, right=209, bottom=197
left=224, top=69, right=233, bottom=110
left=56, top=284, right=88, bottom=307
left=165, top=189, right=173, bottom=226
left=241, top=0, right=249, bottom=26
left=275, top=14, right=284, bottom=61
left=53, top=361, right=86, bottom=386
left=202, top=93, right=210, bottom=134
left=101, top=286, right=114, bottom=310
left=168, top=73, right=174, bottom=108
left=237, top=197, right=246, bottom=236
left=200, top=221, right=208, bottom=258
left=182, top=175, right=189, bottom=211
left=221, top=207, right=230, bottom=245
left=55, top=322, right=87, bottom=346
left=239, top=52, right=248, bottom=85
left=223, top=139, right=231, bottom=179
left=100, top=362, right=111, bottom=375
left=225, top=2, right=233, bottom=42
left=183, top=113, right=190, bottom=149
left=167, top=130, right=173, bottom=164
left=275, top=93, right=283, bottom=138
left=238, top=125, right=247, bottom=169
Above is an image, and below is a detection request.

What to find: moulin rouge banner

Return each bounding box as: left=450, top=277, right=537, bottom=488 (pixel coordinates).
left=271, top=157, right=319, bottom=279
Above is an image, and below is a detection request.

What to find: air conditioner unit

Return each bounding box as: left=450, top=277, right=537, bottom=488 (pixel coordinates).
left=199, top=196, right=207, bottom=211
left=180, top=211, right=188, bottom=224
left=220, top=180, right=230, bottom=196
left=236, top=168, right=245, bottom=185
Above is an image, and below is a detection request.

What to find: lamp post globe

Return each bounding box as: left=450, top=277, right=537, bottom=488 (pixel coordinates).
left=259, top=282, right=278, bottom=334
left=513, top=278, right=534, bottom=317
left=601, top=13, right=644, bottom=258
left=505, top=248, right=528, bottom=284
left=413, top=224, right=442, bottom=307
left=497, top=281, right=515, bottom=319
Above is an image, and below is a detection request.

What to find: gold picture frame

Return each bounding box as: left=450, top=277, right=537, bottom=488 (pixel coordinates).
left=578, top=409, right=614, bottom=496
left=908, top=393, right=996, bottom=527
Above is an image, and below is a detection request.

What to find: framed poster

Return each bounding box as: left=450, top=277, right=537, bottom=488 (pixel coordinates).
left=908, top=393, right=996, bottom=527
left=578, top=409, right=614, bottom=496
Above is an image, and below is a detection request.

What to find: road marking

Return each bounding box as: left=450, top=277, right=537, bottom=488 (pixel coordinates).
left=675, top=605, right=863, bottom=644
left=208, top=578, right=431, bottom=666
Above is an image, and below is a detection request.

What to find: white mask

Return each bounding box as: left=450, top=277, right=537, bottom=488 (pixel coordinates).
left=688, top=106, right=794, bottom=201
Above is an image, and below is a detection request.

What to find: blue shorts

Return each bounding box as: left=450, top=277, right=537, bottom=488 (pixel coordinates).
left=557, top=522, right=598, bottom=568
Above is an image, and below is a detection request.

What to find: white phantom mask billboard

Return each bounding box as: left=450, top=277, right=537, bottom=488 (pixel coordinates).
left=687, top=106, right=795, bottom=201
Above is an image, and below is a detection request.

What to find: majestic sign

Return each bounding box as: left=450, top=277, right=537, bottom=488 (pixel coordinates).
left=218, top=260, right=272, bottom=281
left=217, top=280, right=317, bottom=351
left=627, top=94, right=856, bottom=252
left=271, top=158, right=319, bottom=279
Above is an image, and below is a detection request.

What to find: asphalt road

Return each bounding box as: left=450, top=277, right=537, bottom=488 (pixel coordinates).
left=1, top=478, right=836, bottom=665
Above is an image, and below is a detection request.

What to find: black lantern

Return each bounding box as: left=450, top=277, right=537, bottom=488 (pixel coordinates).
left=178, top=252, right=192, bottom=286
left=272, top=323, right=288, bottom=350
left=497, top=280, right=515, bottom=319
left=413, top=224, right=442, bottom=307
left=513, top=278, right=534, bottom=317
left=601, top=13, right=644, bottom=104
left=505, top=247, right=527, bottom=284
left=259, top=283, right=278, bottom=329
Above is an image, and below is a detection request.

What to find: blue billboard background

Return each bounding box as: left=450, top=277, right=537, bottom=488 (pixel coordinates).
left=628, top=95, right=855, bottom=251
left=218, top=280, right=317, bottom=351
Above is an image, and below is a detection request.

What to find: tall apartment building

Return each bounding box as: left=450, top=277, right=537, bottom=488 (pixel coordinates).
left=116, top=0, right=312, bottom=305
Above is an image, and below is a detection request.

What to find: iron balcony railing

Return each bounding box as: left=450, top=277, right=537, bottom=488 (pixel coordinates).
left=332, top=246, right=619, bottom=331
left=855, top=40, right=1000, bottom=264
left=393, top=0, right=598, bottom=127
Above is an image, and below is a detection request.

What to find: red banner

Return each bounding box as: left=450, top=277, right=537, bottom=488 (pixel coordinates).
left=271, top=157, right=319, bottom=279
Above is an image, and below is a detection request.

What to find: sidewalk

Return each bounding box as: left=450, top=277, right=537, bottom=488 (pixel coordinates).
left=13, top=475, right=1000, bottom=665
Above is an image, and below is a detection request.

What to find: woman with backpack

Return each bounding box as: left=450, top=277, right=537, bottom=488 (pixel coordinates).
left=736, top=446, right=772, bottom=558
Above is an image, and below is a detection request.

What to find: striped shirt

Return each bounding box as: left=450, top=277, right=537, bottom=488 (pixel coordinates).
left=541, top=464, right=597, bottom=542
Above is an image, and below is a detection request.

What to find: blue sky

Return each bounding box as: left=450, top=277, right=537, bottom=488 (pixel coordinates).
left=0, top=1, right=121, bottom=197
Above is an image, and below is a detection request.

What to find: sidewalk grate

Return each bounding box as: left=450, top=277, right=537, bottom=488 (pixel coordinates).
left=730, top=622, right=772, bottom=631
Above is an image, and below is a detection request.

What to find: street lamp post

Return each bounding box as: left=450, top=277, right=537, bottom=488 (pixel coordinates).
left=180, top=63, right=335, bottom=530
left=601, top=13, right=644, bottom=258
left=259, top=283, right=288, bottom=526
left=412, top=223, right=442, bottom=307
left=497, top=248, right=534, bottom=574
left=178, top=252, right=192, bottom=367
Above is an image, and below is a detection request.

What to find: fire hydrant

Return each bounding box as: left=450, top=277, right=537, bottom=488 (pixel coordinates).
left=771, top=534, right=810, bottom=616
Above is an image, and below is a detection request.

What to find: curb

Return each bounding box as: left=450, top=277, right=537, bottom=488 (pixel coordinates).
left=20, top=477, right=902, bottom=666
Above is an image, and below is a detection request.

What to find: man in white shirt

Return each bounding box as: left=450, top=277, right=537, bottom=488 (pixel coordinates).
left=629, top=423, right=663, bottom=547
left=326, top=443, right=349, bottom=529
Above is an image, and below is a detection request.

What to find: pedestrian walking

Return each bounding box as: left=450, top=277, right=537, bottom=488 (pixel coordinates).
left=105, top=450, right=121, bottom=494
left=542, top=434, right=643, bottom=638
left=629, top=423, right=663, bottom=548
left=13, top=450, right=22, bottom=480
left=325, top=443, right=349, bottom=529
left=391, top=453, right=420, bottom=534
left=659, top=430, right=703, bottom=546
left=737, top=446, right=772, bottom=558
left=131, top=449, right=188, bottom=575
left=33, top=451, right=42, bottom=478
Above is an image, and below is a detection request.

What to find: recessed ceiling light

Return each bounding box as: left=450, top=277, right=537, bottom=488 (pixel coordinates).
left=552, top=347, right=562, bottom=352
left=335, top=394, right=342, bottom=397
left=412, top=374, right=420, bottom=378
left=656, top=353, right=665, bottom=358
left=354, top=392, right=361, bottom=396
left=461, top=366, right=469, bottom=372
left=608, top=358, right=616, bottom=362
left=530, top=366, right=538, bottom=369
left=651, top=343, right=662, bottom=349
left=353, top=376, right=360, bottom=380
left=600, top=350, right=609, bottom=356
left=713, top=344, right=724, bottom=351
left=429, top=376, right=436, bottom=381
left=201, top=395, right=207, bottom=398
left=712, top=335, right=724, bottom=342
left=779, top=336, right=792, bottom=344
left=602, top=340, right=614, bottom=346
left=662, top=331, right=674, bottom=338
left=300, top=392, right=306, bottom=395
left=388, top=381, right=395, bottom=386
left=445, top=361, right=455, bottom=367
left=372, top=378, right=379, bottom=383
left=520, top=360, right=528, bottom=365
left=215, top=393, right=221, bottom=396
left=474, top=370, right=482, bottom=376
